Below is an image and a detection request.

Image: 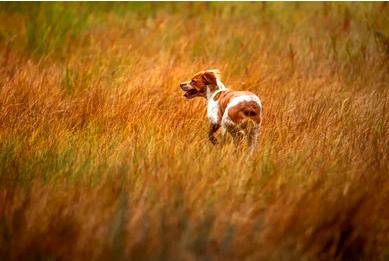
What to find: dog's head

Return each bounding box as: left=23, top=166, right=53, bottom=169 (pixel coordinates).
left=180, top=69, right=221, bottom=99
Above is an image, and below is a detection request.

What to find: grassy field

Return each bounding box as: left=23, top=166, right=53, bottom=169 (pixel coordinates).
left=0, top=2, right=388, bottom=261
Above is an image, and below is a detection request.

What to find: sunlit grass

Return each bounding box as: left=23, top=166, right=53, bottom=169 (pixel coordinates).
left=0, top=2, right=388, bottom=261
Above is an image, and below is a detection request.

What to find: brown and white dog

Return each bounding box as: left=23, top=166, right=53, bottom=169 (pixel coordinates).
left=180, top=69, right=262, bottom=151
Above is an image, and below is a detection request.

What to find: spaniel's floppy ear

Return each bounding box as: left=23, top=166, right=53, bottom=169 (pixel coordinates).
left=202, top=69, right=221, bottom=85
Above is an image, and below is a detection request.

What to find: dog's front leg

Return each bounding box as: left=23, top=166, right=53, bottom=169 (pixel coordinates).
left=208, top=123, right=220, bottom=145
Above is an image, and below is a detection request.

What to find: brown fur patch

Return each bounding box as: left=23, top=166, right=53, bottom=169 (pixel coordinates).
left=227, top=100, right=262, bottom=124
left=213, top=92, right=222, bottom=101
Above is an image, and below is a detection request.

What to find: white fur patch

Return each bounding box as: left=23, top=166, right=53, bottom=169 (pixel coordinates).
left=207, top=98, right=219, bottom=124
left=216, top=79, right=226, bottom=89
left=227, top=95, right=261, bottom=109
left=206, top=79, right=228, bottom=124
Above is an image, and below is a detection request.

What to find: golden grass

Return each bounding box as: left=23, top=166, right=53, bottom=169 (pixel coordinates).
left=0, top=2, right=388, bottom=261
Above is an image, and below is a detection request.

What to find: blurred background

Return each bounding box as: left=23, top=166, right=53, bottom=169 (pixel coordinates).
left=0, top=2, right=388, bottom=261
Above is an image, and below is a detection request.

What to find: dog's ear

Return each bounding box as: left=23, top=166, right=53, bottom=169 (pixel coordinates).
left=202, top=69, right=221, bottom=85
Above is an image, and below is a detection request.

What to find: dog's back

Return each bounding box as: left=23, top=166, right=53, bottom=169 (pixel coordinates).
left=214, top=90, right=262, bottom=126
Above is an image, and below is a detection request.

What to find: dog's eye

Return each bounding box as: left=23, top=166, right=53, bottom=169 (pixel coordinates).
left=191, top=80, right=196, bottom=84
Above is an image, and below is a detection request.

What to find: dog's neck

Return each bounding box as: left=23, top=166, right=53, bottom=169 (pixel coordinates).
left=206, top=79, right=227, bottom=100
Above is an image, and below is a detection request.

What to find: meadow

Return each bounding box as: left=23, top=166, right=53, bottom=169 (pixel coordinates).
left=0, top=2, right=388, bottom=261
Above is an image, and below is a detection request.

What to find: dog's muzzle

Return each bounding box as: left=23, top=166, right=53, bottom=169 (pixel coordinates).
left=180, top=82, right=191, bottom=91
left=180, top=82, right=198, bottom=98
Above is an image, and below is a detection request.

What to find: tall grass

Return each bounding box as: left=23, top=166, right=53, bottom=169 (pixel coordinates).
left=0, top=2, right=388, bottom=261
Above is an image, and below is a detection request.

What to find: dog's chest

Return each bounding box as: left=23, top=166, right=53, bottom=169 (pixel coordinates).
left=207, top=99, right=220, bottom=124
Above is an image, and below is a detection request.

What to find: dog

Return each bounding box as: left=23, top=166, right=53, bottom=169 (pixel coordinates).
left=180, top=69, right=262, bottom=152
